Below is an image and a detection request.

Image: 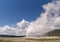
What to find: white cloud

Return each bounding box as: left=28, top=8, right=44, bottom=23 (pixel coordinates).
left=0, top=19, right=29, bottom=36
left=54, top=17, right=60, bottom=29
left=16, top=19, right=29, bottom=36
left=17, top=19, right=29, bottom=29
left=26, top=0, right=60, bottom=37
left=0, top=25, right=17, bottom=35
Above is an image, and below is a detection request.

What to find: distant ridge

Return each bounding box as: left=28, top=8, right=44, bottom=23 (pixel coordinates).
left=46, top=29, right=60, bottom=36
left=0, top=35, right=25, bottom=37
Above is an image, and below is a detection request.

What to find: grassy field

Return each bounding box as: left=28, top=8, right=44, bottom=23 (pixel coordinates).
left=0, top=37, right=60, bottom=42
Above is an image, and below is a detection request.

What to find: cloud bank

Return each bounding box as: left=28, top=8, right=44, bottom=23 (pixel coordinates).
left=0, top=19, right=29, bottom=36
left=0, top=0, right=60, bottom=37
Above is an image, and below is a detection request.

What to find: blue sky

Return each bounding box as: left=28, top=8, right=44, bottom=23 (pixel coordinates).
left=0, top=0, right=52, bottom=26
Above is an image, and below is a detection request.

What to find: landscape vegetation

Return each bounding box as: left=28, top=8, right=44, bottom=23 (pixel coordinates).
left=0, top=37, right=60, bottom=42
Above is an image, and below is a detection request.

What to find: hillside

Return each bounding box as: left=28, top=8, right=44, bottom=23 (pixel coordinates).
left=46, top=29, right=60, bottom=36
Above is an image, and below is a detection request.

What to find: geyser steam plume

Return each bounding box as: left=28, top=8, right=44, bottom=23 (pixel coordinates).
left=26, top=0, right=60, bottom=37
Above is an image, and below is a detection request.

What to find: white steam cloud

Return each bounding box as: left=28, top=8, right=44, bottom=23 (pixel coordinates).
left=26, top=0, right=60, bottom=37
left=0, top=0, right=60, bottom=37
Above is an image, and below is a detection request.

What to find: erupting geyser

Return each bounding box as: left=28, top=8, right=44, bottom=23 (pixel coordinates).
left=26, top=0, right=60, bottom=37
